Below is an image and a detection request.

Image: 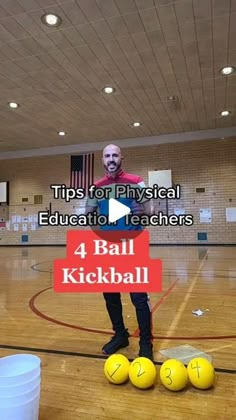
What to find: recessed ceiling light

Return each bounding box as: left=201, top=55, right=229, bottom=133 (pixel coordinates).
left=102, top=86, right=115, bottom=94
left=130, top=122, right=141, bottom=127
left=58, top=131, right=67, bottom=136
left=219, top=66, right=236, bottom=76
left=41, top=13, right=62, bottom=27
left=220, top=110, right=231, bottom=117
left=8, top=102, right=19, bottom=109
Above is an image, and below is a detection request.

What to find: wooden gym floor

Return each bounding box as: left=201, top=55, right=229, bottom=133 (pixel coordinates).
left=0, top=245, right=235, bottom=419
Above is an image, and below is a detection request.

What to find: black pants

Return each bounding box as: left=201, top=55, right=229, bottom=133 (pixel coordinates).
left=103, top=293, right=152, bottom=344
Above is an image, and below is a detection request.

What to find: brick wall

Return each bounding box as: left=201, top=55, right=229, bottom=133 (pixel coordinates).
left=0, top=137, right=235, bottom=245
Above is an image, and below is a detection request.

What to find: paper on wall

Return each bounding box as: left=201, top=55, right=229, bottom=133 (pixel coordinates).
left=22, top=223, right=27, bottom=232
left=174, top=208, right=185, bottom=215
left=200, top=208, right=212, bottom=223
left=226, top=208, right=236, bottom=222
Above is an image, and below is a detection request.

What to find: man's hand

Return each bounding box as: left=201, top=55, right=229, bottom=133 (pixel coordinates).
left=85, top=206, right=97, bottom=215
left=131, top=200, right=154, bottom=216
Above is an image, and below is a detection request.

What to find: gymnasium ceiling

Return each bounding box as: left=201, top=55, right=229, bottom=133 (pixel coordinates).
left=0, top=0, right=236, bottom=154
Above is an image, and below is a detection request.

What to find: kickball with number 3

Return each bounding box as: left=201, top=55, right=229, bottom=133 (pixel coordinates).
left=160, top=359, right=188, bottom=391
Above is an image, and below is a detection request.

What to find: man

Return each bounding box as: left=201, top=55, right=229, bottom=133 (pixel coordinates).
left=86, top=144, right=153, bottom=360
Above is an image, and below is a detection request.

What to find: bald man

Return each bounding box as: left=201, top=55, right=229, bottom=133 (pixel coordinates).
left=86, top=144, right=153, bottom=360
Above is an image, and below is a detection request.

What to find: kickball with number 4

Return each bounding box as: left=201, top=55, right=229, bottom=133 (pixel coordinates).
left=187, top=357, right=215, bottom=389
left=160, top=359, right=188, bottom=391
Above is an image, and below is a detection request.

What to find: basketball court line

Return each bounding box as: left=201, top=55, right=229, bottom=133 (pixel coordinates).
left=30, top=261, right=236, bottom=280
left=29, top=286, right=236, bottom=340
left=206, top=344, right=233, bottom=353
left=132, top=279, right=179, bottom=337
left=0, top=344, right=235, bottom=374
left=159, top=250, right=209, bottom=350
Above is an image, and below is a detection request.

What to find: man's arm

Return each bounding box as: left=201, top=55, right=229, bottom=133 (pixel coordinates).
left=85, top=192, right=98, bottom=215
left=142, top=200, right=154, bottom=216
left=84, top=205, right=97, bottom=215
left=131, top=199, right=154, bottom=216
left=133, top=177, right=155, bottom=216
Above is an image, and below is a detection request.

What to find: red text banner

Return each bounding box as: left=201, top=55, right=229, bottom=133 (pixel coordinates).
left=54, top=230, right=162, bottom=293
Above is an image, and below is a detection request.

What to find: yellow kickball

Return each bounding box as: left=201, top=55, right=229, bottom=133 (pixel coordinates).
left=129, top=357, right=157, bottom=389
left=104, top=354, right=130, bottom=384
left=187, top=358, right=215, bottom=390
left=160, top=359, right=188, bottom=391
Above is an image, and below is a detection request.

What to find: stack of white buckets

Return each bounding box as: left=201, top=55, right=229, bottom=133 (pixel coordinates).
left=0, top=354, right=41, bottom=420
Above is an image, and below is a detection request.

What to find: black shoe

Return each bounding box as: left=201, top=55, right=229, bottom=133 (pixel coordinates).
left=139, top=342, right=153, bottom=361
left=102, top=329, right=129, bottom=355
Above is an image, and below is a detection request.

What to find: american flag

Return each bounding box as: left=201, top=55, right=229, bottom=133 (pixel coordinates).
left=70, top=154, right=94, bottom=194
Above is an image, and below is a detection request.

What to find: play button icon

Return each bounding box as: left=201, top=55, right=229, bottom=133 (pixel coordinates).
left=108, top=198, right=131, bottom=223
left=85, top=192, right=143, bottom=242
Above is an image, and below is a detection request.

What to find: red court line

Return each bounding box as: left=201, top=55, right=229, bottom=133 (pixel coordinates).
left=29, top=287, right=113, bottom=335
left=132, top=279, right=179, bottom=337
left=29, top=286, right=236, bottom=340
left=151, top=279, right=180, bottom=313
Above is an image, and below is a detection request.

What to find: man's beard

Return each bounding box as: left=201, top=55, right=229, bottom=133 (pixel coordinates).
left=104, top=161, right=122, bottom=173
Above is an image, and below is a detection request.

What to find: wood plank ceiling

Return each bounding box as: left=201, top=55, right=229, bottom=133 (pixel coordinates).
left=0, top=0, right=235, bottom=152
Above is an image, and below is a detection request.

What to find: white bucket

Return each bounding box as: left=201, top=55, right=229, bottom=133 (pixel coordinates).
left=0, top=354, right=41, bottom=386
left=0, top=383, right=40, bottom=407
left=0, top=375, right=40, bottom=397
left=0, top=393, right=40, bottom=420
